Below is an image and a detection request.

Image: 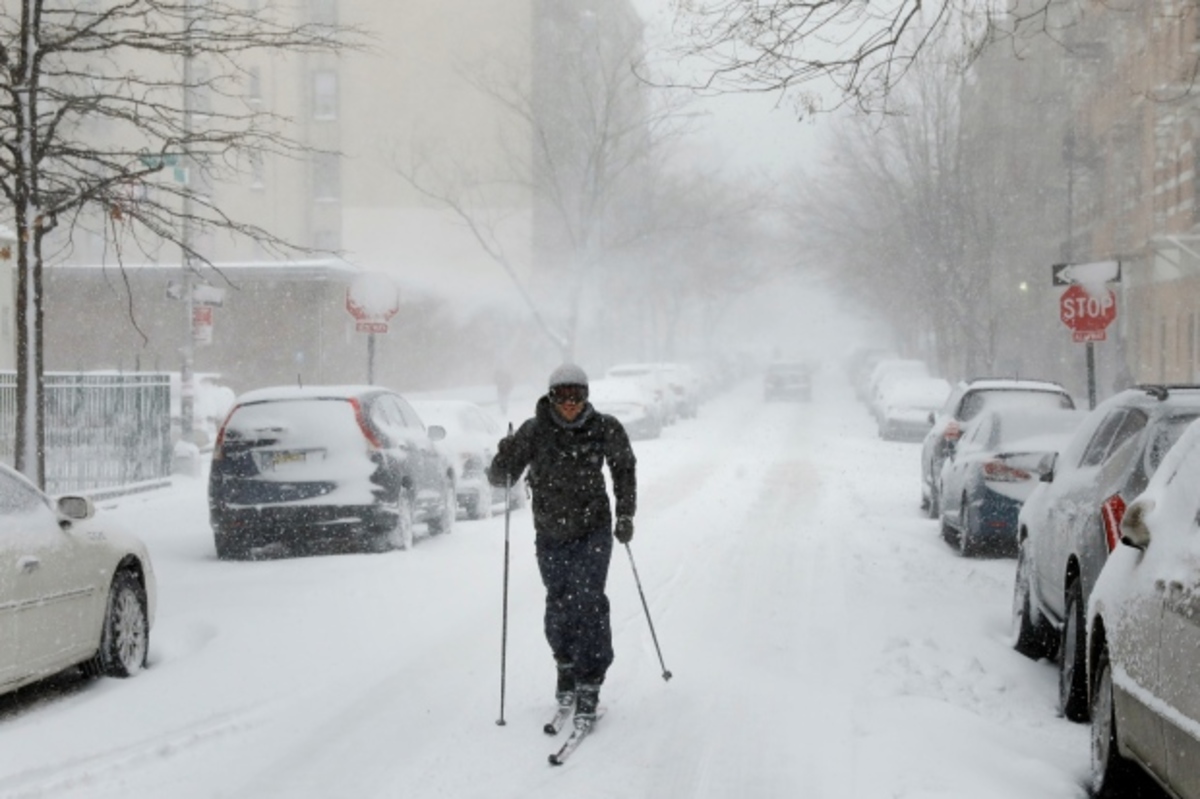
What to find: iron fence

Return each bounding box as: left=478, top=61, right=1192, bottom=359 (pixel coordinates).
left=0, top=372, right=172, bottom=494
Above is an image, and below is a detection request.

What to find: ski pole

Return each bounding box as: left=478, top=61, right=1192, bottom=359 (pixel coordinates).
left=624, top=542, right=673, bottom=681
left=496, top=423, right=513, bottom=726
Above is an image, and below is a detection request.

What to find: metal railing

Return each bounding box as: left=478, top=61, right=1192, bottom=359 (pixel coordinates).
left=0, top=372, right=172, bottom=494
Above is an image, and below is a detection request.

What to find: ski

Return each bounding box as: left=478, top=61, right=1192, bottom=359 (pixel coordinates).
left=547, top=707, right=603, bottom=766
left=548, top=719, right=593, bottom=766
left=543, top=703, right=573, bottom=736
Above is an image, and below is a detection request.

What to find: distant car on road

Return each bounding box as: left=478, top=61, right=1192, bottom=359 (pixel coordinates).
left=937, top=406, right=1085, bottom=556
left=409, top=399, right=525, bottom=520
left=1012, top=385, right=1200, bottom=723
left=1088, top=415, right=1200, bottom=798
left=921, top=378, right=1075, bottom=517
left=606, top=363, right=676, bottom=426
left=0, top=463, right=156, bottom=697
left=209, top=385, right=457, bottom=558
left=763, top=360, right=812, bottom=402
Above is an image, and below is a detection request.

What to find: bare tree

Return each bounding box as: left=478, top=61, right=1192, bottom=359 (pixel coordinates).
left=391, top=7, right=692, bottom=362
left=664, top=0, right=1094, bottom=114
left=0, top=0, right=362, bottom=486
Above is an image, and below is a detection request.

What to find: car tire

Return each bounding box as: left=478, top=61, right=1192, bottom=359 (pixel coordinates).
left=94, top=570, right=149, bottom=678
left=428, top=478, right=456, bottom=535
left=1059, top=578, right=1090, bottom=722
left=376, top=493, right=415, bottom=552
left=1012, top=541, right=1053, bottom=660
left=1091, top=646, right=1151, bottom=797
left=958, top=495, right=975, bottom=557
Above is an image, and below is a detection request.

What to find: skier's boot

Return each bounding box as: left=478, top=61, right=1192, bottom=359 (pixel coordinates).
left=574, top=683, right=600, bottom=730
left=555, top=660, right=575, bottom=708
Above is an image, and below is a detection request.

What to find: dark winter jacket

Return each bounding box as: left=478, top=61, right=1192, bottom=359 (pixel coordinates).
left=488, top=396, right=636, bottom=542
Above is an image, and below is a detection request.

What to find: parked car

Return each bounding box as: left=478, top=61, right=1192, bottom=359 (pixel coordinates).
left=208, top=385, right=457, bottom=558
left=606, top=363, right=675, bottom=426
left=1011, top=385, right=1200, bottom=722
left=937, top=406, right=1086, bottom=555
left=1087, top=415, right=1200, bottom=798
left=0, top=463, right=155, bottom=696
left=409, top=399, right=525, bottom=520
left=588, top=377, right=663, bottom=440
left=876, top=377, right=952, bottom=441
left=921, top=378, right=1075, bottom=517
left=865, top=358, right=930, bottom=420
left=658, top=362, right=701, bottom=418
left=763, top=360, right=813, bottom=401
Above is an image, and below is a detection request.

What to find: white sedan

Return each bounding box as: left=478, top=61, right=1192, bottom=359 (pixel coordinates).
left=0, top=464, right=156, bottom=696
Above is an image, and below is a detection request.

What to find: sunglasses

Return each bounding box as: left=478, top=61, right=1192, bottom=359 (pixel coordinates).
left=550, top=385, right=588, bottom=405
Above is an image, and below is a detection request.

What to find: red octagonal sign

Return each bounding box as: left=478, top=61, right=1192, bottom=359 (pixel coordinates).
left=1060, top=283, right=1117, bottom=341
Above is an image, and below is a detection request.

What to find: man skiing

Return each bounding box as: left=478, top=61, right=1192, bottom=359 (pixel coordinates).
left=488, top=363, right=637, bottom=731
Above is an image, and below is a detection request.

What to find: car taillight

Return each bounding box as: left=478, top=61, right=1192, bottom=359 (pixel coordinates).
left=1101, top=493, right=1127, bottom=552
left=349, top=398, right=384, bottom=449
left=211, top=409, right=236, bottom=461
left=982, top=460, right=1032, bottom=482
left=944, top=420, right=962, bottom=441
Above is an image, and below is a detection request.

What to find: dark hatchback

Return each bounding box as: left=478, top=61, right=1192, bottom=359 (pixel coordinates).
left=208, top=385, right=456, bottom=559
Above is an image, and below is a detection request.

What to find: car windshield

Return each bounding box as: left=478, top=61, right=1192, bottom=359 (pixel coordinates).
left=960, top=389, right=1072, bottom=421
left=1147, top=413, right=1200, bottom=474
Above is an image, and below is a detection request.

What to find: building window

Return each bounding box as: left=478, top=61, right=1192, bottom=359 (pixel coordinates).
left=248, top=66, right=262, bottom=106
left=313, top=71, right=337, bottom=120
left=313, top=152, right=340, bottom=201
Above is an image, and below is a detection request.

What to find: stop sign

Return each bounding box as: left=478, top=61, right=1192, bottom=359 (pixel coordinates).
left=1060, top=283, right=1116, bottom=331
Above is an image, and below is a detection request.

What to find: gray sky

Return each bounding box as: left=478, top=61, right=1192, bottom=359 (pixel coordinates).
left=632, top=0, right=832, bottom=176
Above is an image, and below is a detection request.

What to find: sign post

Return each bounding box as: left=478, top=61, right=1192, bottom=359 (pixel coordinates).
left=1055, top=262, right=1120, bottom=409
left=345, top=273, right=400, bottom=384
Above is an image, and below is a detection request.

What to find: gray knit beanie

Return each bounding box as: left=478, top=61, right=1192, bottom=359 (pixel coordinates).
left=548, top=363, right=589, bottom=389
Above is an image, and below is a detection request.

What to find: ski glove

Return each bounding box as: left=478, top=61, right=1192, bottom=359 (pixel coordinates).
left=492, top=435, right=517, bottom=483
left=614, top=516, right=634, bottom=544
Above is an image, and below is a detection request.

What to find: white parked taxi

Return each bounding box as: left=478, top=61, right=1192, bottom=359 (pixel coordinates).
left=0, top=464, right=155, bottom=695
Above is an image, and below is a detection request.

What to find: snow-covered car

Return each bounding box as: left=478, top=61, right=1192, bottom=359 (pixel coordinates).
left=1087, top=415, right=1200, bottom=798
left=587, top=377, right=662, bottom=440
left=408, top=399, right=525, bottom=519
left=763, top=360, right=812, bottom=402
left=1011, top=385, right=1200, bottom=723
left=876, top=376, right=952, bottom=441
left=865, top=358, right=929, bottom=420
left=606, top=363, right=675, bottom=425
left=0, top=463, right=155, bottom=696
left=658, top=362, right=701, bottom=418
left=937, top=406, right=1085, bottom=555
left=208, top=385, right=457, bottom=558
left=921, top=378, right=1075, bottom=517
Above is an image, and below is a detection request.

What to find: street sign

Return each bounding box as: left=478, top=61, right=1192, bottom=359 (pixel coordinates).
left=1060, top=283, right=1117, bottom=341
left=345, top=273, right=399, bottom=333
left=1052, top=260, right=1122, bottom=286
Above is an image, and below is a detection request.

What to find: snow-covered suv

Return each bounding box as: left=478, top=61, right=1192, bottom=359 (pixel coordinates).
left=920, top=378, right=1075, bottom=516
left=208, top=385, right=457, bottom=558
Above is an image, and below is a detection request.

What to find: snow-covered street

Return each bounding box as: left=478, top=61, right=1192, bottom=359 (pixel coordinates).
left=0, top=368, right=1093, bottom=799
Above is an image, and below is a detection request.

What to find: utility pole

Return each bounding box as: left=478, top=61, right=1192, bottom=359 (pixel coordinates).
left=180, top=0, right=196, bottom=443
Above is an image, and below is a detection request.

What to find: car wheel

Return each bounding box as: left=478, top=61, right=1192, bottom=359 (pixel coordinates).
left=958, top=495, right=975, bottom=557
left=95, top=570, right=149, bottom=678
left=378, top=493, right=415, bottom=551
left=1012, top=541, right=1052, bottom=659
left=1091, top=646, right=1150, bottom=796
left=428, top=478, right=456, bottom=535
left=1059, top=578, right=1090, bottom=722
left=927, top=472, right=941, bottom=518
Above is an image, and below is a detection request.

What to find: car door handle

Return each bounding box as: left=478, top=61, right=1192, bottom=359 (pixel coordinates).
left=17, top=556, right=40, bottom=574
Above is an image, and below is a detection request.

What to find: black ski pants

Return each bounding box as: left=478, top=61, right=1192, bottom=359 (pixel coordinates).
left=535, top=526, right=614, bottom=686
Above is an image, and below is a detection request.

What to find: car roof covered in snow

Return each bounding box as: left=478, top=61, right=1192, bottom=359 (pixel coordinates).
left=232, top=385, right=387, bottom=405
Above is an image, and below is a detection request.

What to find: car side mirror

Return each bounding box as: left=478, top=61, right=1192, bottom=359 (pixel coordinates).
left=1120, top=498, right=1154, bottom=550
left=1038, top=452, right=1058, bottom=483
left=427, top=424, right=447, bottom=442
left=56, top=495, right=95, bottom=521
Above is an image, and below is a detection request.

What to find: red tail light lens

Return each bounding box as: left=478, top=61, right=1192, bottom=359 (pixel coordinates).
left=944, top=420, right=962, bottom=441
left=1101, top=494, right=1127, bottom=552
left=982, top=460, right=1032, bottom=482
left=211, top=409, right=236, bottom=461
left=349, top=398, right=384, bottom=449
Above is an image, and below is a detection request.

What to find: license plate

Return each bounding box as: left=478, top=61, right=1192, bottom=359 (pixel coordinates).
left=272, top=451, right=307, bottom=466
